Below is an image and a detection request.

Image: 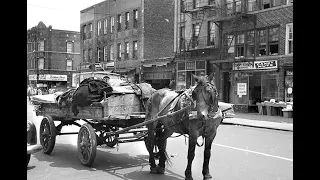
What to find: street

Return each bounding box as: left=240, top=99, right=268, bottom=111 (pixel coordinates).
left=27, top=99, right=293, bottom=180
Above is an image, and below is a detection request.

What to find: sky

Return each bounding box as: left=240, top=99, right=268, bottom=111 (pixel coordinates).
left=27, top=0, right=105, bottom=32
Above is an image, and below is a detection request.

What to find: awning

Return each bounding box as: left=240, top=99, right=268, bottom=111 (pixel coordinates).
left=142, top=57, right=173, bottom=67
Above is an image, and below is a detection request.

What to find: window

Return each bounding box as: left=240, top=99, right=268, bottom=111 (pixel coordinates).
left=110, top=45, right=114, bottom=61
left=88, top=48, right=92, bottom=62
left=66, top=42, right=73, bottom=53
left=133, top=10, right=138, bottom=28
left=287, top=0, right=293, bottom=5
left=257, top=29, right=267, bottom=56
left=104, top=46, right=108, bottom=61
left=97, top=21, right=102, bottom=36
left=192, top=23, right=200, bottom=48
left=125, top=12, right=130, bottom=29
left=83, top=49, right=86, bottom=61
left=285, top=23, right=293, bottom=54
left=88, top=23, right=93, bottom=39
left=117, top=43, right=121, bottom=60
left=246, top=30, right=255, bottom=57
left=227, top=35, right=235, bottom=57
left=38, top=40, right=44, bottom=51
left=262, top=0, right=271, bottom=9
left=247, top=0, right=257, bottom=12
left=104, top=19, right=108, bottom=34
left=268, top=27, right=279, bottom=55
left=208, top=21, right=216, bottom=46
left=97, top=47, right=101, bottom=62
left=273, top=0, right=281, bottom=7
left=124, top=42, right=129, bottom=59
left=236, top=33, right=244, bottom=57
left=226, top=0, right=233, bottom=16
left=67, top=60, right=73, bottom=70
left=133, top=41, right=138, bottom=59
left=208, top=0, right=215, bottom=5
left=193, top=0, right=200, bottom=9
left=180, top=26, right=186, bottom=50
left=38, top=58, right=44, bottom=70
left=180, top=12, right=185, bottom=22
left=83, top=25, right=87, bottom=40
left=117, top=14, right=122, bottom=31
left=111, top=17, right=115, bottom=33
left=235, top=0, right=242, bottom=14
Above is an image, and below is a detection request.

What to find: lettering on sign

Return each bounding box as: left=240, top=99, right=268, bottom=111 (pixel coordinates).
left=233, top=60, right=278, bottom=71
left=232, top=62, right=254, bottom=70
left=254, top=60, right=277, bottom=69
left=237, top=83, right=247, bottom=97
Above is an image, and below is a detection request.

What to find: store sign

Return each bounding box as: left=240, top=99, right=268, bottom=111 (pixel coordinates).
left=237, top=83, right=247, bottom=97
left=28, top=74, right=67, bottom=81
left=233, top=60, right=278, bottom=70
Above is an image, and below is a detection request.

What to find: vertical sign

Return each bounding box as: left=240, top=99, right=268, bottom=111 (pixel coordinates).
left=237, top=83, right=247, bottom=97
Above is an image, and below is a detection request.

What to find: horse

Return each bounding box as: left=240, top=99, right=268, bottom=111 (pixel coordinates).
left=143, top=73, right=222, bottom=180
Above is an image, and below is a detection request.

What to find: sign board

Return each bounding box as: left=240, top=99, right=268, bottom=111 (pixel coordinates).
left=237, top=83, right=247, bottom=97
left=28, top=74, right=67, bottom=81
left=233, top=60, right=278, bottom=71
left=286, top=70, right=293, bottom=76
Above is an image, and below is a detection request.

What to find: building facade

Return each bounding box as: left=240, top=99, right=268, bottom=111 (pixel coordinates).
left=80, top=0, right=175, bottom=89
left=174, top=0, right=293, bottom=112
left=27, top=21, right=81, bottom=90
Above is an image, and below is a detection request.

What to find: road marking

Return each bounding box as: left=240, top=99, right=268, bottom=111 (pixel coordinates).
left=213, top=143, right=293, bottom=162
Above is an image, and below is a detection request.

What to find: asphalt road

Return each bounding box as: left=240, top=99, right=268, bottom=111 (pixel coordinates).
left=27, top=99, right=293, bottom=180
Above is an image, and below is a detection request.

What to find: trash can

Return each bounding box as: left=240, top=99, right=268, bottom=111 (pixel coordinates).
left=270, top=106, right=278, bottom=116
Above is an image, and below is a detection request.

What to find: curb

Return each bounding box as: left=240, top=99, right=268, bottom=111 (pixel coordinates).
left=222, top=118, right=293, bottom=132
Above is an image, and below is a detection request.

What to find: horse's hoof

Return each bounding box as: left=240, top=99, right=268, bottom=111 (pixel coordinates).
left=156, top=166, right=165, bottom=174
left=185, top=177, right=193, bottom=180
left=150, top=167, right=158, bottom=174
left=203, top=174, right=212, bottom=180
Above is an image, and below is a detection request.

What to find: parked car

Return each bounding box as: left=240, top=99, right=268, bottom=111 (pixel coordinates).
left=27, top=120, right=42, bottom=166
left=218, top=102, right=235, bottom=120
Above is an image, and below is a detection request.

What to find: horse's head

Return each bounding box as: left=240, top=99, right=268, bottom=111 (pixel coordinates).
left=191, top=73, right=219, bottom=121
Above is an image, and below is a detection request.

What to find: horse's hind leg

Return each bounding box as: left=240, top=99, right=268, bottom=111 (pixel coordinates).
left=202, top=131, right=217, bottom=180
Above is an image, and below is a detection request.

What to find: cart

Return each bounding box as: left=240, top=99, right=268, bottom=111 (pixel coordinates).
left=32, top=92, right=149, bottom=167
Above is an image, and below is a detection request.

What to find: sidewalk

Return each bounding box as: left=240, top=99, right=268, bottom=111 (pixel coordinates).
left=222, top=113, right=293, bottom=132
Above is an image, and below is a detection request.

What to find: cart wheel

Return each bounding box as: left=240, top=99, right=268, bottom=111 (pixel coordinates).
left=40, top=115, right=56, bottom=155
left=78, top=123, right=97, bottom=167
left=27, top=154, right=31, bottom=166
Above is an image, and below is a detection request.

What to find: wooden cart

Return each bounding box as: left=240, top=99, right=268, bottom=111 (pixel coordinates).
left=33, top=92, right=148, bottom=167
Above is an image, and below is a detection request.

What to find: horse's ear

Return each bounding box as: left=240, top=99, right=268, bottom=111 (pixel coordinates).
left=208, top=72, right=215, bottom=82
left=192, top=74, right=199, bottom=82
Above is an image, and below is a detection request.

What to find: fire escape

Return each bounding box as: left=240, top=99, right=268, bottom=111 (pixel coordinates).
left=178, top=0, right=219, bottom=60
left=215, top=0, right=257, bottom=65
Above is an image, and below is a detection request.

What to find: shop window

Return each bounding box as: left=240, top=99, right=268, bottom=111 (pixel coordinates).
left=257, top=29, right=266, bottom=56
left=246, top=30, right=255, bottom=57
left=261, top=73, right=278, bottom=101
left=227, top=35, right=235, bottom=57
left=285, top=70, right=293, bottom=102
left=177, top=62, right=186, bottom=71
left=285, top=23, right=293, bottom=54
left=236, top=33, right=244, bottom=57
left=177, top=71, right=186, bottom=90
left=196, top=60, right=205, bottom=69
left=268, top=27, right=279, bottom=55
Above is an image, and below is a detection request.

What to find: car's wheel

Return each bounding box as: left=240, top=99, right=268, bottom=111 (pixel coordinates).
left=27, top=154, right=31, bottom=166
left=77, top=123, right=97, bottom=167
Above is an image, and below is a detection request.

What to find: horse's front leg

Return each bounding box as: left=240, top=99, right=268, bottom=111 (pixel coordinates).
left=144, top=129, right=157, bottom=173
left=185, top=134, right=197, bottom=180
left=202, top=131, right=217, bottom=180
left=156, top=137, right=167, bottom=174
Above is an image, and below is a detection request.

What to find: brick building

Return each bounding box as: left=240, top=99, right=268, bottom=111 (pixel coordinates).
left=80, top=0, right=175, bottom=89
left=27, top=21, right=81, bottom=90
left=174, top=0, right=293, bottom=112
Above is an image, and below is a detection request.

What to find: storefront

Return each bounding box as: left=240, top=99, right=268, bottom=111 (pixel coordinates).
left=284, top=69, right=293, bottom=102
left=143, top=63, right=173, bottom=90
left=176, top=60, right=206, bottom=91
left=231, top=60, right=279, bottom=107
left=28, top=74, right=68, bottom=90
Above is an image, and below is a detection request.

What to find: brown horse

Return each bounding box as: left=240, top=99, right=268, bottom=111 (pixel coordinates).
left=144, top=73, right=222, bottom=180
